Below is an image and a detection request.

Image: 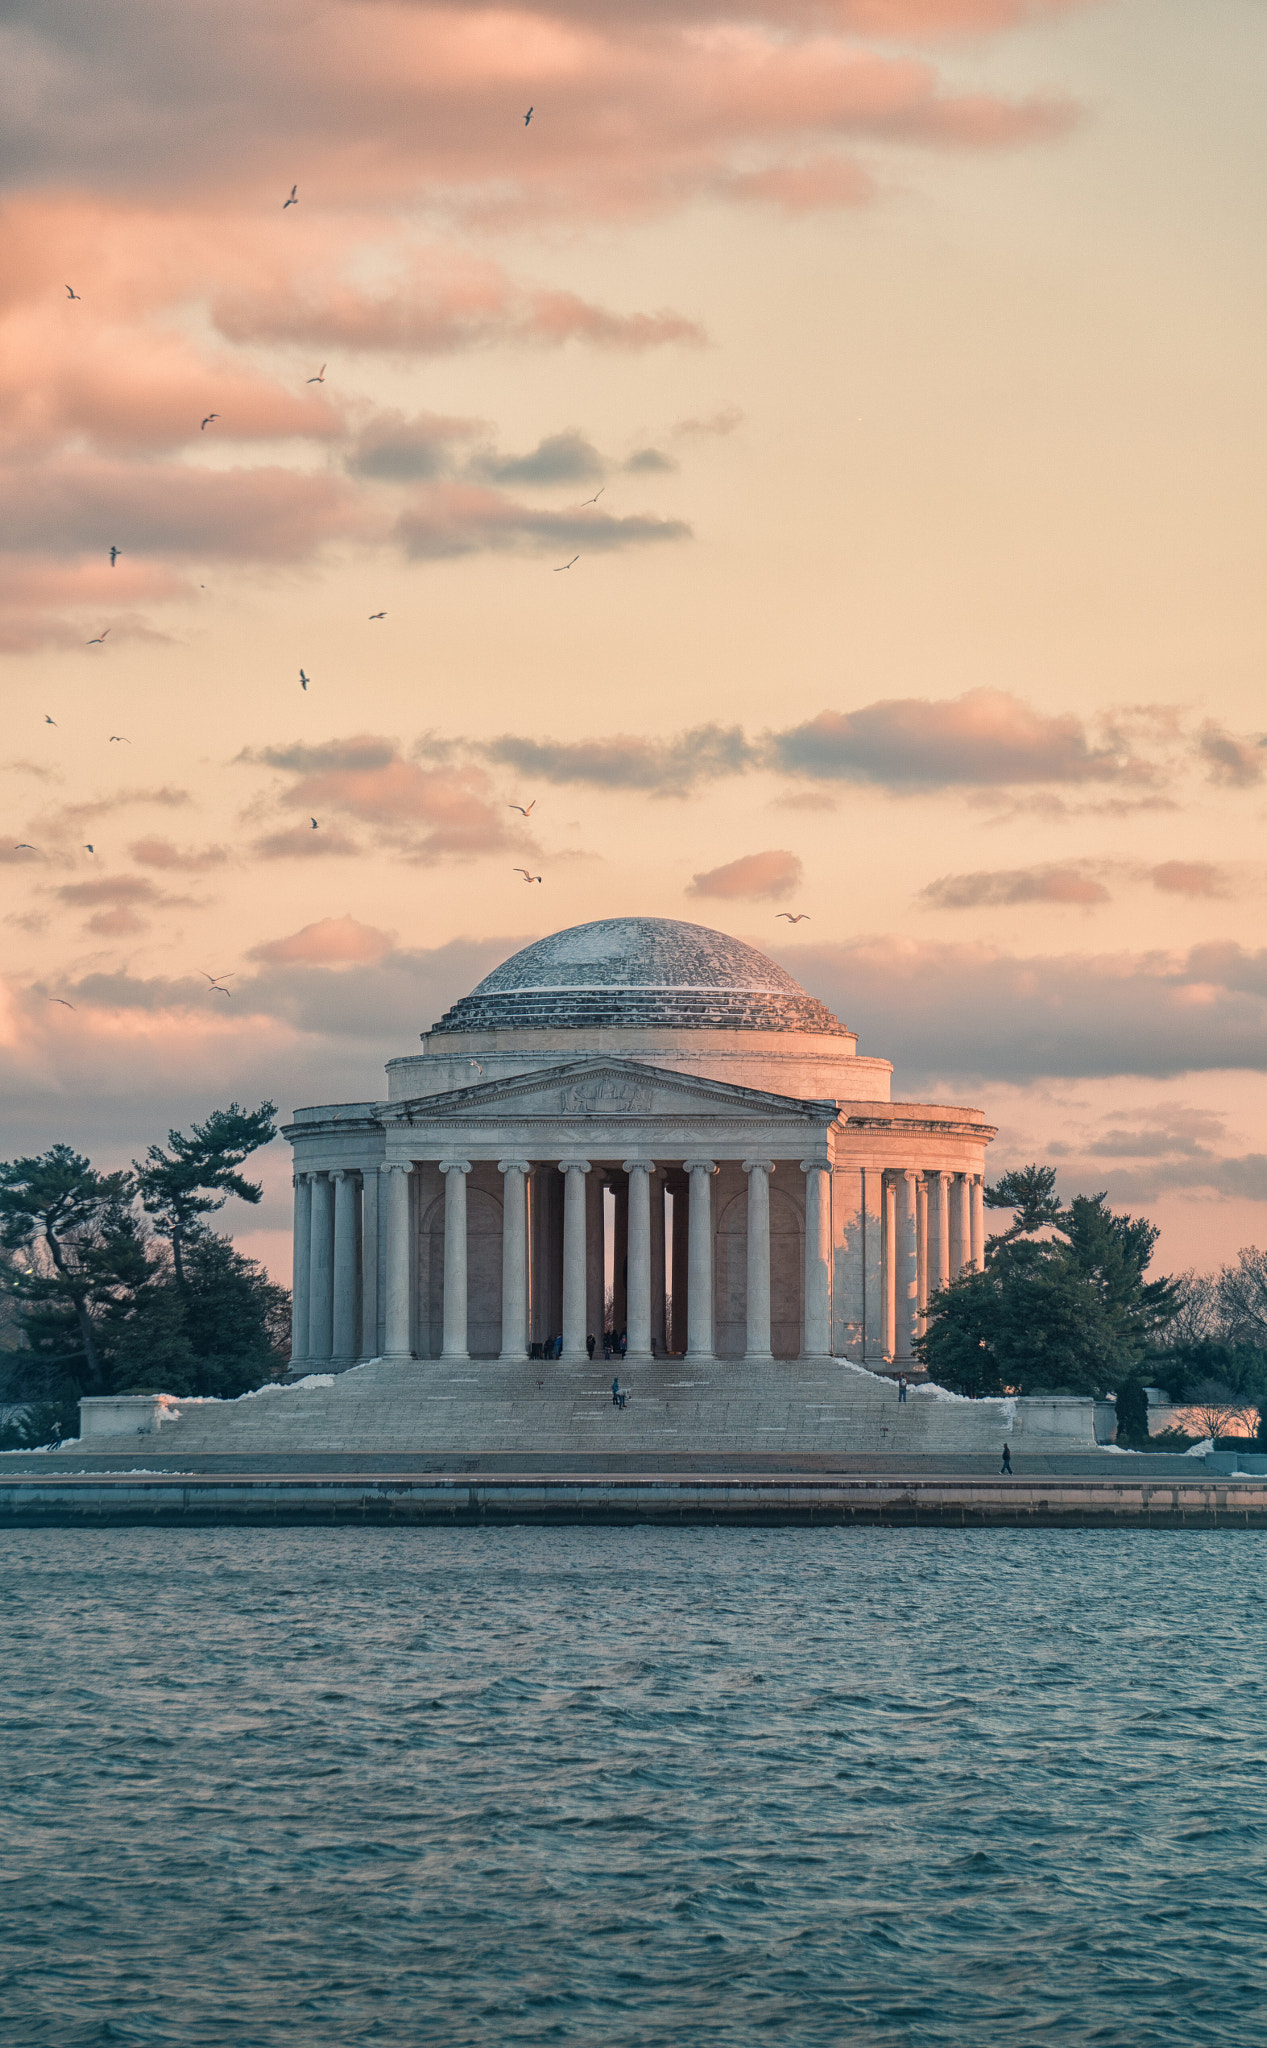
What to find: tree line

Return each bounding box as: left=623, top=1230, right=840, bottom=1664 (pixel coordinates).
left=918, top=1164, right=1267, bottom=1448
left=0, top=1103, right=286, bottom=1447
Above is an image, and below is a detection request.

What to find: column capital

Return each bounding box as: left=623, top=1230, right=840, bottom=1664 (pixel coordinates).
left=381, top=1160, right=411, bottom=1177
left=683, top=1158, right=717, bottom=1175
left=329, top=1167, right=349, bottom=1183
left=621, top=1157, right=655, bottom=1175
left=439, top=1158, right=471, bottom=1175
left=498, top=1158, right=531, bottom=1175
left=558, top=1157, right=592, bottom=1173
left=799, top=1156, right=830, bottom=1174
left=741, top=1158, right=775, bottom=1175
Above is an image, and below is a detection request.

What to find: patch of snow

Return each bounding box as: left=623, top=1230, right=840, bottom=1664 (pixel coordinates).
left=1184, top=1438, right=1215, bottom=1458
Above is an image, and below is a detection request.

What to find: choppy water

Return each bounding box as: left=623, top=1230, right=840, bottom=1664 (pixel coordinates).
left=2, top=1529, right=1264, bottom=2047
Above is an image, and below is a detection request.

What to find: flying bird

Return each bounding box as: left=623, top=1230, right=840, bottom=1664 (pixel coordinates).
left=200, top=414, right=218, bottom=431
left=307, top=365, right=326, bottom=383
left=554, top=555, right=579, bottom=572
left=310, top=817, right=319, bottom=829
left=109, top=546, right=120, bottom=566
left=776, top=912, right=811, bottom=923
left=580, top=488, right=604, bottom=506
left=513, top=867, right=542, bottom=883
left=65, top=285, right=80, bottom=301
left=469, top=1060, right=483, bottom=1077
left=44, top=715, right=57, bottom=726
left=201, top=972, right=234, bottom=995
left=49, top=998, right=75, bottom=1009
left=14, top=844, right=35, bottom=851
left=368, top=611, right=386, bottom=620
left=507, top=800, right=536, bottom=817
left=283, top=185, right=298, bottom=208
left=84, top=845, right=94, bottom=854
left=299, top=669, right=309, bottom=690
left=524, top=107, right=533, bottom=125
left=86, top=630, right=109, bottom=644
left=109, top=735, right=130, bottom=743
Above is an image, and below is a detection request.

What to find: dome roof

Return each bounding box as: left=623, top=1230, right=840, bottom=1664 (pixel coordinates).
left=430, top=917, right=846, bottom=1037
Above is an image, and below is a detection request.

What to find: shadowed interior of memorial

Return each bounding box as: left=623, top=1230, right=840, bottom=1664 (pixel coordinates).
left=284, top=919, right=994, bottom=1374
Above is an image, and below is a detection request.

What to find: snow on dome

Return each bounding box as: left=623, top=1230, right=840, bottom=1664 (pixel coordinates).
left=430, top=917, right=846, bottom=1036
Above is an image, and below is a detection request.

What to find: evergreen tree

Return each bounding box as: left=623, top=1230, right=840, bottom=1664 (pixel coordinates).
left=134, top=1102, right=276, bottom=1289
left=0, top=1148, right=137, bottom=1394
left=919, top=1166, right=1180, bottom=1398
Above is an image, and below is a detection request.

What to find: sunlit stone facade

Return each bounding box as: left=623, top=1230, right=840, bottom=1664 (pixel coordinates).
left=284, top=918, right=994, bottom=1374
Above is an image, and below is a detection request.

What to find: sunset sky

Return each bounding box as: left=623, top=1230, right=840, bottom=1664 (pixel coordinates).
left=4, top=0, right=1267, bottom=1282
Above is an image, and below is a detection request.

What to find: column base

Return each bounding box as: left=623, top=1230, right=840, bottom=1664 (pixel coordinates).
left=622, top=1349, right=654, bottom=1368
left=498, top=1350, right=529, bottom=1365
left=439, top=1351, right=472, bottom=1365
left=743, top=1351, right=774, bottom=1367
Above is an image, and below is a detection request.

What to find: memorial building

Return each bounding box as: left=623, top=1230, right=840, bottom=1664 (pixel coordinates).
left=285, top=917, right=994, bottom=1378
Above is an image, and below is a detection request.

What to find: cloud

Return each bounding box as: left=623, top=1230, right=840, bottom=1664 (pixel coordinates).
left=767, top=689, right=1152, bottom=789
left=1197, top=721, right=1265, bottom=788
left=922, top=863, right=1111, bottom=908
left=250, top=916, right=395, bottom=967
left=240, top=734, right=520, bottom=861
left=624, top=447, right=677, bottom=473
left=128, top=835, right=231, bottom=872
left=475, top=432, right=605, bottom=488
left=1151, top=861, right=1231, bottom=899
left=673, top=408, right=744, bottom=438
left=477, top=724, right=755, bottom=796
left=688, top=849, right=803, bottom=901
left=775, top=935, right=1267, bottom=1085
left=395, top=485, right=689, bottom=561
left=250, top=824, right=363, bottom=860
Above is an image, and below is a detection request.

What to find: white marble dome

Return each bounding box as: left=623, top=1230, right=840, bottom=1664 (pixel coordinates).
left=429, top=917, right=847, bottom=1038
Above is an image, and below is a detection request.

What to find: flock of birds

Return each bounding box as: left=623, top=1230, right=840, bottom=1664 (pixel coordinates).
left=41, top=138, right=812, bottom=1013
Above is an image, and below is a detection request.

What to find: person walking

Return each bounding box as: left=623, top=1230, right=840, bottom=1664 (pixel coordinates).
left=619, top=1330, right=627, bottom=1359
left=612, top=1376, right=620, bottom=1407
left=586, top=1333, right=596, bottom=1360
left=1000, top=1443, right=1013, bottom=1476
left=897, top=1374, right=908, bottom=1403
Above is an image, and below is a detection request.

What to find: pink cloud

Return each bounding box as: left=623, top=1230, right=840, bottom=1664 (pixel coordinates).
left=250, top=916, right=396, bottom=966
left=1151, top=862, right=1232, bottom=899
left=688, top=849, right=804, bottom=900
left=923, top=864, right=1111, bottom=908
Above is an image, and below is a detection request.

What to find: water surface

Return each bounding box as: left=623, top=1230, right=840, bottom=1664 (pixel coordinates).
left=2, top=1527, right=1263, bottom=2045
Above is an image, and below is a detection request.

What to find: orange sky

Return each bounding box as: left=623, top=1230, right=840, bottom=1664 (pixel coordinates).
left=4, top=0, right=1267, bottom=1282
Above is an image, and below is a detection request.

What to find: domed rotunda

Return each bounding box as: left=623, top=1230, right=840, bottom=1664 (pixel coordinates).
left=284, top=917, right=993, bottom=1377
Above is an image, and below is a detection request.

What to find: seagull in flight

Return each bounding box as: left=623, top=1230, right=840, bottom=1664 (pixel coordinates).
left=513, top=867, right=542, bottom=883
left=44, top=715, right=57, bottom=726
left=580, top=488, right=604, bottom=506
left=300, top=669, right=309, bottom=690
left=469, top=1059, right=483, bottom=1077
left=109, top=546, right=120, bottom=566
left=283, top=185, right=298, bottom=208
left=307, top=365, right=326, bottom=383
left=49, top=998, right=76, bottom=1009
left=86, top=629, right=109, bottom=644
left=201, top=972, right=234, bottom=995
left=507, top=800, right=536, bottom=817
left=368, top=611, right=386, bottom=620
left=524, top=107, right=533, bottom=125
left=109, top=735, right=130, bottom=743
left=84, top=845, right=94, bottom=854
left=200, top=414, right=218, bottom=431
left=14, top=843, right=35, bottom=851
left=65, top=285, right=80, bottom=301
left=310, top=817, right=319, bottom=829
left=554, top=555, right=579, bottom=572
left=776, top=912, right=811, bottom=923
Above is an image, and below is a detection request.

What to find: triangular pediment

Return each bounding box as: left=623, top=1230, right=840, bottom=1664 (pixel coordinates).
left=383, top=1056, right=835, bottom=1127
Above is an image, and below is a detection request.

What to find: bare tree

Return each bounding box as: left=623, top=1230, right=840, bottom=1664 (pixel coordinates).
left=1162, top=1269, right=1224, bottom=1346
left=1215, top=1248, right=1267, bottom=1346
left=1175, top=1377, right=1259, bottom=1443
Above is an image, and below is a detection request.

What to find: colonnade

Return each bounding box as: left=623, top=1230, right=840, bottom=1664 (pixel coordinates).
left=291, top=1159, right=986, bottom=1372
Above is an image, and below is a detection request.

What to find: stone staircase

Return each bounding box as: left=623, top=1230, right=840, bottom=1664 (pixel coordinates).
left=85, top=1356, right=1032, bottom=1459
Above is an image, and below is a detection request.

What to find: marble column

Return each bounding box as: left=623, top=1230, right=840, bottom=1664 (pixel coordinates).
left=800, top=1161, right=832, bottom=1360
left=359, top=1165, right=379, bottom=1359
left=916, top=1175, right=929, bottom=1326
left=950, top=1172, right=971, bottom=1278
left=882, top=1171, right=896, bottom=1360
left=613, top=1176, right=629, bottom=1336
left=498, top=1160, right=530, bottom=1362
left=290, top=1172, right=312, bottom=1369
left=381, top=1163, right=413, bottom=1360
left=559, top=1158, right=591, bottom=1364
left=439, top=1161, right=471, bottom=1361
left=308, top=1172, right=334, bottom=1363
left=684, top=1160, right=716, bottom=1362
left=331, top=1169, right=360, bottom=1364
left=585, top=1169, right=605, bottom=1353
left=650, top=1168, right=667, bottom=1357
left=622, top=1159, right=654, bottom=1364
left=742, top=1159, right=775, bottom=1365
left=929, top=1173, right=951, bottom=1301
left=895, top=1168, right=920, bottom=1364
left=971, top=1173, right=986, bottom=1272
left=670, top=1175, right=689, bottom=1354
